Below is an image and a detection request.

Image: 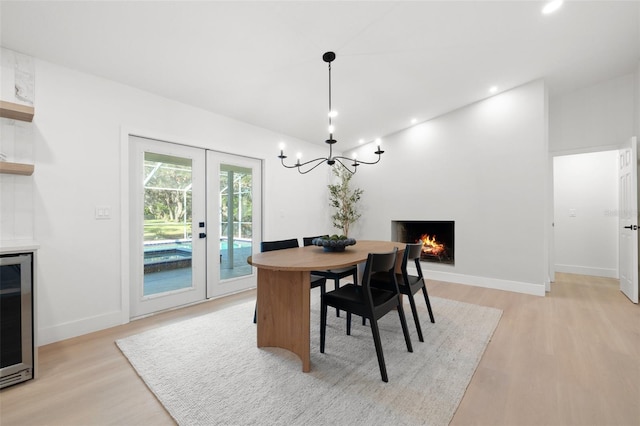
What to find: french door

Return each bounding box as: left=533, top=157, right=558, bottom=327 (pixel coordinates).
left=207, top=151, right=261, bottom=298
left=129, top=136, right=260, bottom=318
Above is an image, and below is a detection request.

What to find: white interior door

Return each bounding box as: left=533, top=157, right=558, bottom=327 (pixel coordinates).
left=129, top=136, right=207, bottom=317
left=206, top=151, right=260, bottom=298
left=618, top=137, right=638, bottom=303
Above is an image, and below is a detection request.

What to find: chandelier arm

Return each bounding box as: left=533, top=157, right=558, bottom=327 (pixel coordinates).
left=332, top=158, right=356, bottom=174
left=281, top=156, right=330, bottom=174
left=296, top=157, right=329, bottom=168
left=333, top=154, right=382, bottom=166
left=297, top=158, right=330, bottom=174
left=279, top=157, right=303, bottom=169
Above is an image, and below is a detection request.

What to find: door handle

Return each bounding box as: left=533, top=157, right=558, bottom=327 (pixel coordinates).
left=623, top=225, right=638, bottom=230
left=199, top=232, right=207, bottom=238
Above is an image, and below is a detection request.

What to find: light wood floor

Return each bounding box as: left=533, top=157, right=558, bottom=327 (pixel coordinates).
left=1, top=273, right=638, bottom=425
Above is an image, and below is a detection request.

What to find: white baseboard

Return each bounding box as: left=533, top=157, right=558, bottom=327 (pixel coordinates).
left=554, top=264, right=618, bottom=279
left=38, top=310, right=124, bottom=346
left=414, top=267, right=546, bottom=297
left=38, top=267, right=550, bottom=345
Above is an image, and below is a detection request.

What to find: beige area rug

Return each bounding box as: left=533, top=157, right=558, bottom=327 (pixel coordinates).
left=116, top=295, right=502, bottom=426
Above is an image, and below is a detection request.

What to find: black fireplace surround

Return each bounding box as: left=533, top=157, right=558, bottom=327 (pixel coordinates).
left=392, top=220, right=454, bottom=265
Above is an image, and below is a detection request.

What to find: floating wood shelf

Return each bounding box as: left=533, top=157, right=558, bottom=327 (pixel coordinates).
left=0, top=162, right=34, bottom=176
left=0, top=100, right=34, bottom=122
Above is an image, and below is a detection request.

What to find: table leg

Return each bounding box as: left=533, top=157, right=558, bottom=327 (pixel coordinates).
left=256, top=269, right=311, bottom=372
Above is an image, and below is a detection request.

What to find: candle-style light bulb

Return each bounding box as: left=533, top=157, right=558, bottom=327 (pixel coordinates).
left=374, top=138, right=384, bottom=155
left=278, top=142, right=286, bottom=157
left=296, top=152, right=302, bottom=166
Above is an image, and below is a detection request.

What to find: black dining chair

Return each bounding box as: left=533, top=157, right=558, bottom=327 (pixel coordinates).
left=370, top=243, right=435, bottom=342
left=303, top=236, right=358, bottom=318
left=253, top=238, right=327, bottom=323
left=320, top=248, right=413, bottom=382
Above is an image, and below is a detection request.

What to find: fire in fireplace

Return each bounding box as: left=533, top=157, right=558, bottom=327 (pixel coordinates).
left=392, top=220, right=454, bottom=265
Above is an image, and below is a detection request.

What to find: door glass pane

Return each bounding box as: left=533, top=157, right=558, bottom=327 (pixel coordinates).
left=143, top=152, right=193, bottom=296
left=219, top=164, right=253, bottom=280
left=0, top=260, right=24, bottom=367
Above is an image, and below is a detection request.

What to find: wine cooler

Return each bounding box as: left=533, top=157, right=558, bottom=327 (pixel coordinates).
left=0, top=253, right=34, bottom=389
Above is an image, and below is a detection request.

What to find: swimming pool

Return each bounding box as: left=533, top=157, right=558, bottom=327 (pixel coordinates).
left=144, top=239, right=252, bottom=273
left=220, top=239, right=252, bottom=250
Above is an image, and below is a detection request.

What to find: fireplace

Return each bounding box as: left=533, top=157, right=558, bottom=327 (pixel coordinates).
left=392, top=220, right=454, bottom=265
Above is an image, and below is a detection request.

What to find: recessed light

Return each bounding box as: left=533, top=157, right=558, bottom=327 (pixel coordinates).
left=411, top=118, right=418, bottom=125
left=542, top=0, right=563, bottom=15
left=489, top=86, right=498, bottom=94
left=358, top=139, right=365, bottom=145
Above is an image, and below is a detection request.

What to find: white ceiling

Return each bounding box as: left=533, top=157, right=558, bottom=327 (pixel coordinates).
left=1, top=1, right=638, bottom=150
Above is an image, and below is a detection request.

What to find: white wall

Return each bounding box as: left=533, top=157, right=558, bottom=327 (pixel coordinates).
left=29, top=58, right=332, bottom=345
left=549, top=72, right=636, bottom=154
left=346, top=80, right=549, bottom=296
left=553, top=151, right=619, bottom=278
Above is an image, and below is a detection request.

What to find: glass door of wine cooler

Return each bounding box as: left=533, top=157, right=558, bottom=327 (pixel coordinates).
left=0, top=253, right=33, bottom=389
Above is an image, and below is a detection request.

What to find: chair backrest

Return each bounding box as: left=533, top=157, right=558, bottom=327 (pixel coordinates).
left=261, top=238, right=299, bottom=252
left=302, top=236, right=323, bottom=247
left=362, top=248, right=399, bottom=303
left=402, top=243, right=424, bottom=280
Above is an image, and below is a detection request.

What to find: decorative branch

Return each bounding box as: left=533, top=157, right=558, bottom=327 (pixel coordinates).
left=327, top=165, right=363, bottom=237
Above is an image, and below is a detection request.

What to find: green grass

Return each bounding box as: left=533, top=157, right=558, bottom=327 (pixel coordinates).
left=144, top=219, right=191, bottom=241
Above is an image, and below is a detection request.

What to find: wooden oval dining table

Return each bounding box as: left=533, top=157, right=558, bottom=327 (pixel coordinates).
left=247, top=240, right=405, bottom=372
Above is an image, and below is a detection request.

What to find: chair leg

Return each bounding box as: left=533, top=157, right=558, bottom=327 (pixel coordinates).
left=421, top=285, right=435, bottom=323
left=320, top=299, right=328, bottom=353
left=253, top=302, right=257, bottom=324
left=353, top=270, right=367, bottom=325
left=334, top=279, right=340, bottom=317
left=406, top=291, right=424, bottom=342
left=346, top=312, right=352, bottom=335
left=369, top=317, right=389, bottom=382
left=396, top=300, right=414, bottom=353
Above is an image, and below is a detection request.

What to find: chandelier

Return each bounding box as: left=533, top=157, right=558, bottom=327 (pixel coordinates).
left=278, top=51, right=384, bottom=174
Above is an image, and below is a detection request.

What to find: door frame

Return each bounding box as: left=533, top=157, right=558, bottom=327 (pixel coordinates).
left=120, top=128, right=263, bottom=324
left=550, top=146, right=625, bottom=282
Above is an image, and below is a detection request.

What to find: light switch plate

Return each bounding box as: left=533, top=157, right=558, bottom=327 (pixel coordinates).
left=95, top=206, right=111, bottom=219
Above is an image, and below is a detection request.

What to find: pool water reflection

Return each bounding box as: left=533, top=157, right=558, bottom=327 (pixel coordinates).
left=143, top=239, right=253, bottom=295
